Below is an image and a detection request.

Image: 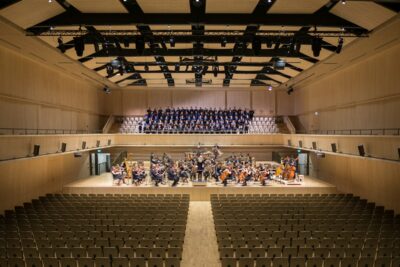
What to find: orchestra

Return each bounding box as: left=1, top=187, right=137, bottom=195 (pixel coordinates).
left=111, top=145, right=299, bottom=187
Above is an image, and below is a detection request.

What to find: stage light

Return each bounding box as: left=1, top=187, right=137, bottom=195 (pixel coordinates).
left=73, top=37, right=85, bottom=57
left=106, top=64, right=113, bottom=76
left=202, top=65, right=208, bottom=76
left=103, top=86, right=111, bottom=94
left=341, top=0, right=346, bottom=4
left=175, top=64, right=180, bottom=72
left=221, top=36, right=227, bottom=47
left=57, top=36, right=66, bottom=53
left=169, top=36, right=175, bottom=47
left=274, top=59, right=286, bottom=70
left=268, top=85, right=272, bottom=91
left=336, top=37, right=344, bottom=54
left=213, top=65, right=219, bottom=77
left=118, top=66, right=124, bottom=76
left=144, top=64, right=149, bottom=72
left=312, top=37, right=322, bottom=57
left=135, top=37, right=145, bottom=55
left=266, top=39, right=273, bottom=48
left=122, top=37, right=129, bottom=48
left=252, top=37, right=261, bottom=55
left=48, top=0, right=52, bottom=3
left=93, top=41, right=100, bottom=53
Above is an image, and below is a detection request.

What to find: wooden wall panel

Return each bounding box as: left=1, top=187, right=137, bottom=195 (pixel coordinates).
left=227, top=91, right=250, bottom=109
left=276, top=91, right=295, bottom=115
left=148, top=90, right=173, bottom=109
left=295, top=43, right=400, bottom=132
left=0, top=45, right=104, bottom=132
left=252, top=90, right=275, bottom=115
left=172, top=90, right=225, bottom=109
left=122, top=90, right=147, bottom=115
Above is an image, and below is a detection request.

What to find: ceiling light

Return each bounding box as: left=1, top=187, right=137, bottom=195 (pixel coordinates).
left=341, top=0, right=346, bottom=4
left=48, top=0, right=52, bottom=3
left=169, top=36, right=175, bottom=47
left=118, top=66, right=124, bottom=76
left=268, top=85, right=272, bottom=91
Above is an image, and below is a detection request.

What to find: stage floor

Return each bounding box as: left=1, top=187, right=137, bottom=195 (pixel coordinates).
left=63, top=173, right=338, bottom=200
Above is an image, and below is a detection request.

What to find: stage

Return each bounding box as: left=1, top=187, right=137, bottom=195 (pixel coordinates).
left=63, top=173, right=338, bottom=200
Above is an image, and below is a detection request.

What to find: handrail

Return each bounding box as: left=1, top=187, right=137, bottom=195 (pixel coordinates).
left=112, top=151, right=127, bottom=166
left=0, top=128, right=102, bottom=135
left=299, top=128, right=400, bottom=136
left=283, top=116, right=296, bottom=134
left=102, top=115, right=115, bottom=134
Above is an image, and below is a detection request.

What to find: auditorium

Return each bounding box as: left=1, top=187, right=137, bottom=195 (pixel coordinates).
left=0, top=0, right=399, bottom=266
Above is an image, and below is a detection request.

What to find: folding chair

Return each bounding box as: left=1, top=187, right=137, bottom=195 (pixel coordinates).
left=221, top=257, right=237, bottom=267
left=25, top=258, right=43, bottom=267
left=272, top=257, right=289, bottom=267
left=165, top=257, right=180, bottom=267
left=341, top=257, right=357, bottom=267
left=290, top=257, right=305, bottom=267
left=43, top=258, right=60, bottom=267
left=255, top=258, right=271, bottom=267
left=306, top=258, right=322, bottom=267
left=77, top=258, right=94, bottom=267
left=8, top=258, right=25, bottom=267
left=111, top=258, right=129, bottom=267
left=238, top=258, right=253, bottom=267
left=94, top=258, right=110, bottom=267
left=129, top=258, right=146, bottom=267
left=147, top=257, right=163, bottom=267
left=59, top=259, right=77, bottom=267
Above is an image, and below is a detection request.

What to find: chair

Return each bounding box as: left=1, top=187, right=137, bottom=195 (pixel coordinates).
left=324, top=258, right=340, bottom=267
left=166, top=248, right=182, bottom=259
left=129, top=258, right=146, bottom=267
left=298, top=248, right=313, bottom=259
left=102, top=248, right=118, bottom=259
left=238, top=258, right=253, bottom=267
left=220, top=248, right=235, bottom=258
left=341, top=258, right=357, bottom=267
left=267, top=248, right=281, bottom=258
left=255, top=258, right=271, bottom=267
left=43, top=258, right=60, bottom=267
left=148, top=257, right=163, bottom=267
left=235, top=248, right=250, bottom=258
left=135, top=248, right=150, bottom=259
left=358, top=257, right=374, bottom=267
left=272, top=257, right=289, bottom=267
left=221, top=257, right=237, bottom=267
left=8, top=258, right=26, bottom=267
left=87, top=248, right=102, bottom=259
left=306, top=258, right=322, bottom=267
left=165, top=257, right=180, bottom=267
left=7, top=248, right=23, bottom=258
left=94, top=258, right=110, bottom=267
left=111, top=258, right=129, bottom=267
left=282, top=247, right=297, bottom=258
left=25, top=258, right=43, bottom=267
left=345, top=248, right=361, bottom=258
left=39, top=248, right=55, bottom=258
left=59, top=259, right=77, bottom=267
left=71, top=248, right=87, bottom=259
left=77, top=258, right=94, bottom=267
left=118, top=248, right=135, bottom=259
left=374, top=257, right=392, bottom=267
left=151, top=248, right=166, bottom=259
left=55, top=248, right=72, bottom=259
left=290, top=257, right=305, bottom=267
left=313, top=248, right=329, bottom=259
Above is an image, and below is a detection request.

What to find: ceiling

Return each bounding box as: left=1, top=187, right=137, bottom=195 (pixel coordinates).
left=0, top=0, right=398, bottom=89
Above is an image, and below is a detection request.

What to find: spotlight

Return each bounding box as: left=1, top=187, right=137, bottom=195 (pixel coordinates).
left=122, top=37, right=129, bottom=48
left=221, top=36, right=227, bottom=47
left=175, top=64, right=180, bottom=72
left=57, top=36, right=66, bottom=53
left=295, top=41, right=301, bottom=54
left=106, top=64, right=113, bottom=76
left=192, top=0, right=203, bottom=7
left=144, top=64, right=149, bottom=72
left=252, top=37, right=261, bottom=56
left=114, top=38, right=121, bottom=50
left=266, top=39, right=273, bottom=48
left=287, top=87, right=294, bottom=95
left=267, top=0, right=272, bottom=3
left=336, top=37, right=344, bottom=54
left=103, top=86, right=111, bottom=94
left=73, top=37, right=85, bottom=57
left=202, top=65, right=208, bottom=76
left=93, top=41, right=100, bottom=53
left=169, top=36, right=175, bottom=47
left=118, top=66, right=124, bottom=76
left=273, top=58, right=286, bottom=70
left=268, top=85, right=272, bottom=91
left=48, top=0, right=52, bottom=3
left=341, top=0, right=346, bottom=4
left=135, top=37, right=145, bottom=55
left=213, top=65, right=219, bottom=77
left=160, top=38, right=167, bottom=50
left=312, top=37, right=322, bottom=57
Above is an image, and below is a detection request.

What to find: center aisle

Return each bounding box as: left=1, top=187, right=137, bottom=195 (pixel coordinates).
left=181, top=201, right=220, bottom=267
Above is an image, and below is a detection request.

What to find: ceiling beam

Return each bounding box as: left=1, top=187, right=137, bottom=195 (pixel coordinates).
left=26, top=12, right=366, bottom=30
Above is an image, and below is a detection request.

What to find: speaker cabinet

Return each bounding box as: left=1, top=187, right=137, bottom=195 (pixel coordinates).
left=312, top=142, right=317, bottom=150
left=96, top=140, right=100, bottom=147
left=358, top=145, right=365, bottom=157
left=331, top=143, right=337, bottom=153
left=61, top=143, right=67, bottom=153
left=33, top=145, right=40, bottom=156
left=298, top=141, right=303, bottom=148
left=82, top=141, right=86, bottom=150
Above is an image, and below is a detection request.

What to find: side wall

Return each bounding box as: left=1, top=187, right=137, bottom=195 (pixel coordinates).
left=294, top=43, right=400, bottom=132
left=0, top=45, right=105, bottom=133
left=310, top=153, right=400, bottom=213
left=0, top=152, right=90, bottom=212
left=105, top=89, right=280, bottom=116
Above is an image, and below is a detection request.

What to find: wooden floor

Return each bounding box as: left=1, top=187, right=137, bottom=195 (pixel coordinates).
left=63, top=173, right=338, bottom=200
left=181, top=201, right=220, bottom=267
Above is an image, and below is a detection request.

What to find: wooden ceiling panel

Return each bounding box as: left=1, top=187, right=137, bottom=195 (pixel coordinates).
left=206, top=0, right=259, bottom=14
left=268, top=0, right=327, bottom=14
left=259, top=25, right=301, bottom=32
left=287, top=58, right=314, bottom=70
left=266, top=74, right=289, bottom=83
left=94, top=25, right=136, bottom=31
left=136, top=0, right=190, bottom=13
left=172, top=73, right=194, bottom=79
left=140, top=73, right=167, bottom=79
left=205, top=25, right=247, bottom=31
left=109, top=73, right=133, bottom=83
left=204, top=73, right=225, bottom=80
left=39, top=36, right=73, bottom=48
left=233, top=74, right=257, bottom=80
left=0, top=0, right=64, bottom=29
left=149, top=25, right=192, bottom=31
left=204, top=43, right=235, bottom=49
left=330, top=1, right=396, bottom=31
left=64, top=44, right=96, bottom=60
left=68, top=0, right=128, bottom=13
left=146, top=79, right=168, bottom=85
left=236, top=66, right=263, bottom=71
left=241, top=57, right=272, bottom=63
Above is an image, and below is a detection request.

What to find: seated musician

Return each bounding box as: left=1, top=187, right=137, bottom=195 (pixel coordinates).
left=178, top=164, right=189, bottom=183
left=150, top=164, right=164, bottom=186
left=111, top=165, right=123, bottom=186
left=132, top=163, right=146, bottom=186
left=167, top=164, right=179, bottom=187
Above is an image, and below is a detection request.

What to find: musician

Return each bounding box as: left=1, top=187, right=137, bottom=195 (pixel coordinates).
left=132, top=163, right=146, bottom=186
left=151, top=164, right=164, bottom=186
left=167, top=164, right=179, bottom=187
left=178, top=164, right=189, bottom=184
left=196, top=153, right=204, bottom=181
left=111, top=165, right=124, bottom=186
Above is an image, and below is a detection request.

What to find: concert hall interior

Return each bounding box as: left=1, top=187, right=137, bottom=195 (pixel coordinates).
left=0, top=1, right=400, bottom=267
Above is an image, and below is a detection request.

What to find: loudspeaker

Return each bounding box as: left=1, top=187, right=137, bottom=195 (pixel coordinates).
left=61, top=143, right=67, bottom=153
left=287, top=140, right=292, bottom=146
left=74, top=152, right=82, bottom=158
left=331, top=143, right=337, bottom=153
left=96, top=140, right=100, bottom=147
left=82, top=141, right=86, bottom=150
left=316, top=152, right=325, bottom=158
left=33, top=144, right=40, bottom=156
left=312, top=142, right=317, bottom=150
left=358, top=144, right=365, bottom=157
left=107, top=139, right=111, bottom=146
left=298, top=141, right=303, bottom=148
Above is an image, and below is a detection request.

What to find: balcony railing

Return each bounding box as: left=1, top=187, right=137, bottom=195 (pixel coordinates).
left=0, top=128, right=102, bottom=135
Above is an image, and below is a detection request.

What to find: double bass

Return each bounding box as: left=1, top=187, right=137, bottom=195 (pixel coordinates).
left=220, top=168, right=231, bottom=182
